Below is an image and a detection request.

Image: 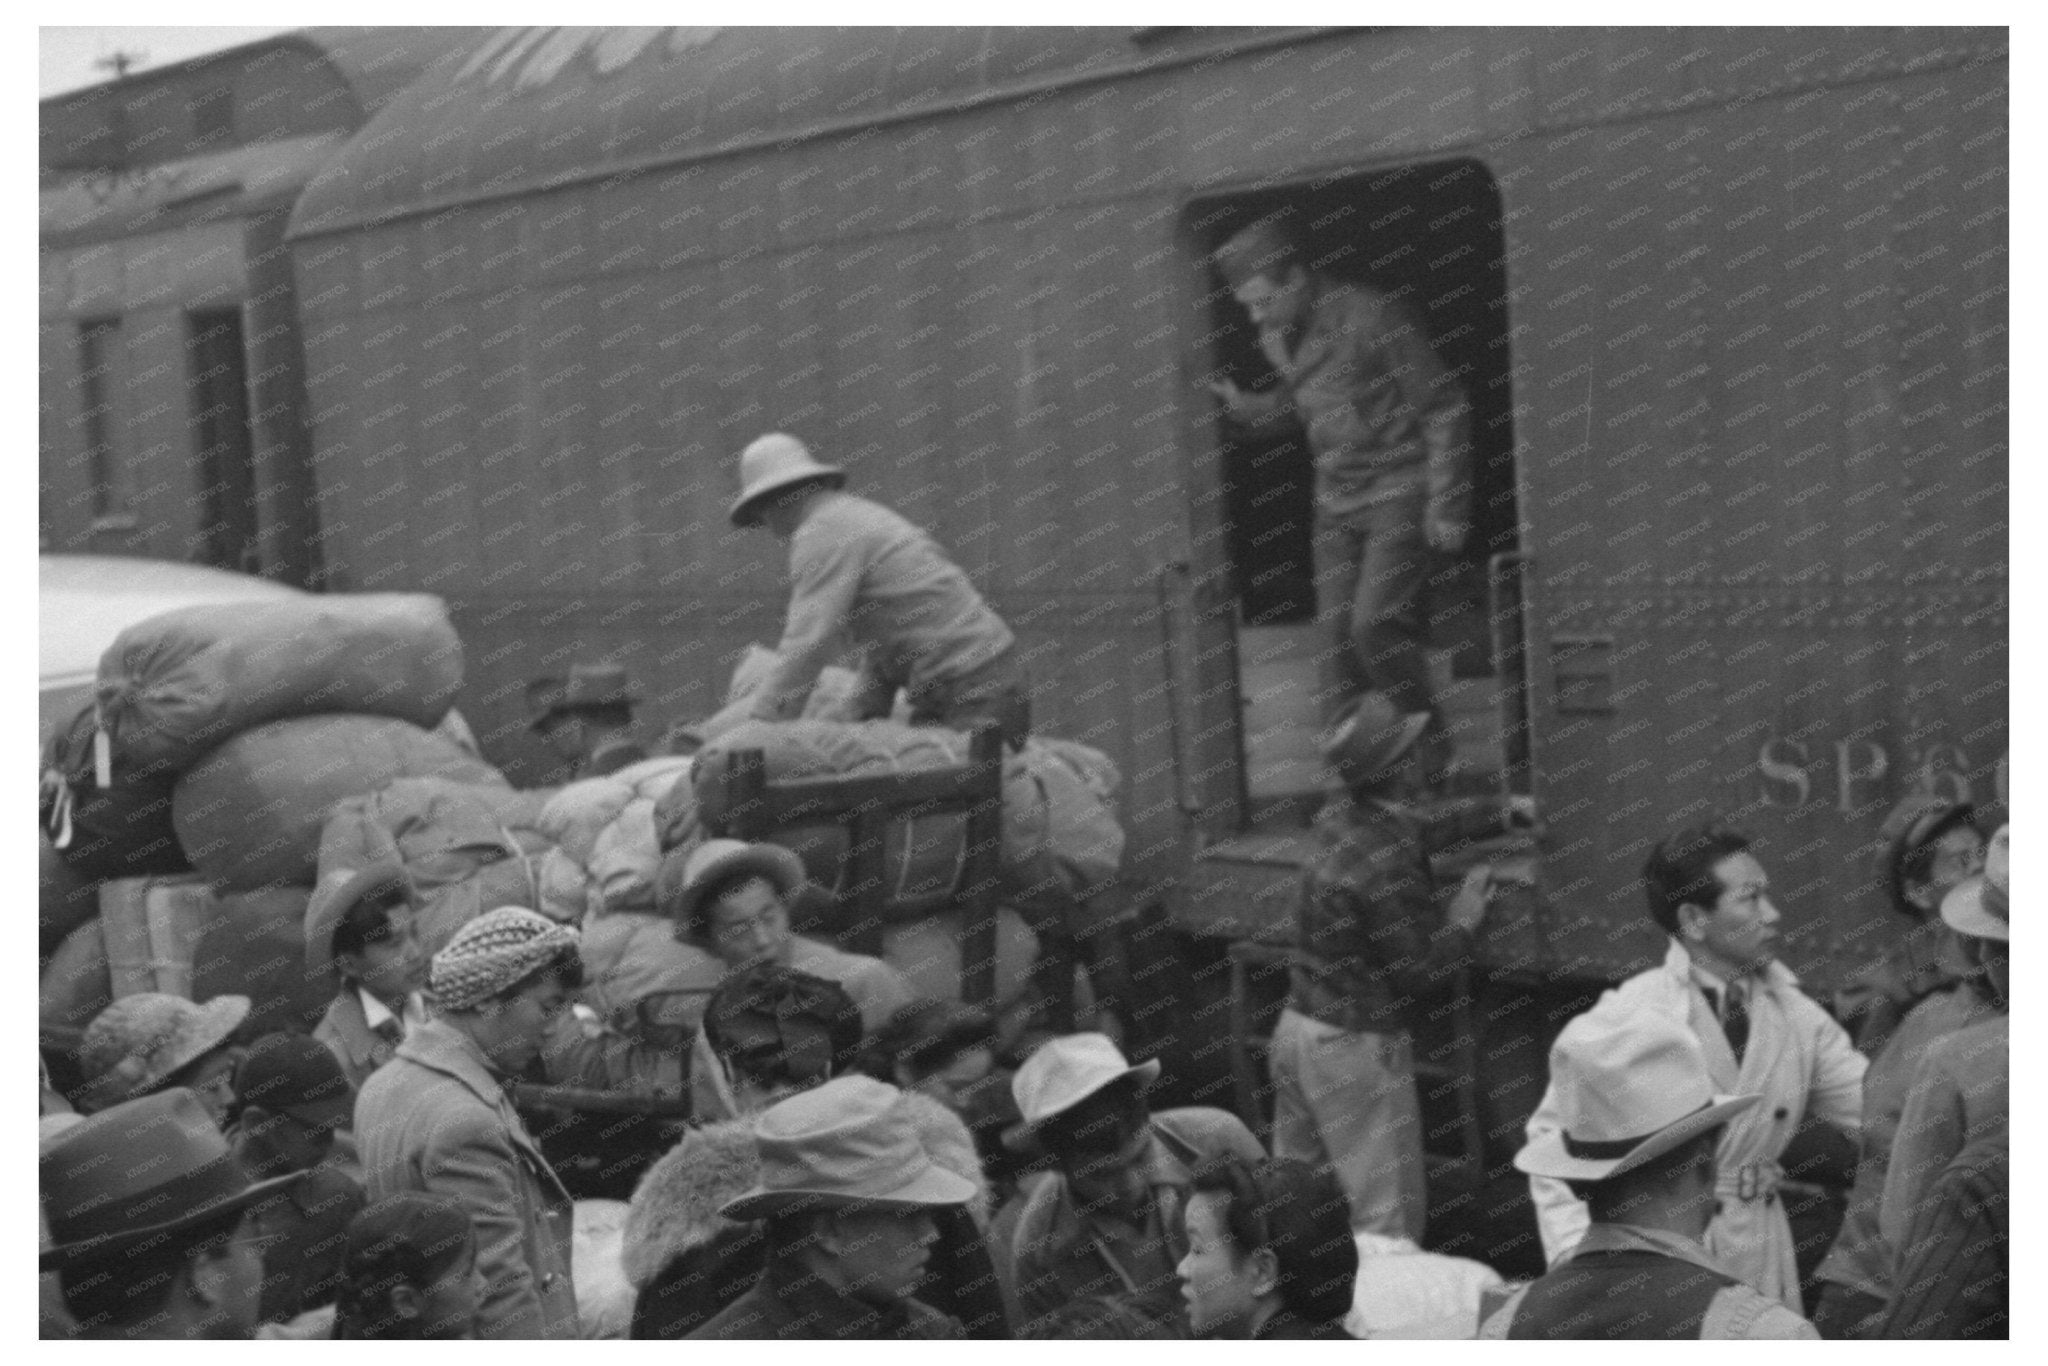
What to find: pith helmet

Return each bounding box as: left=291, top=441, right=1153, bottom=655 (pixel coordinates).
left=730, top=433, right=845, bottom=527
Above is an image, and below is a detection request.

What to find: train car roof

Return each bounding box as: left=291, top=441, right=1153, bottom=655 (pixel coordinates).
left=41, top=132, right=347, bottom=246
left=287, top=25, right=1307, bottom=240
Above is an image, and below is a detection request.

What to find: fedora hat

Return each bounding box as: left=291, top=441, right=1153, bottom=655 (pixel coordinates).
left=528, top=661, right=640, bottom=729
left=75, top=992, right=250, bottom=1114
left=1320, top=691, right=1429, bottom=788
left=304, top=860, right=416, bottom=979
left=729, top=432, right=846, bottom=527
left=41, top=1089, right=302, bottom=1271
left=1876, top=792, right=1977, bottom=915
left=719, top=1075, right=976, bottom=1220
left=1516, top=1005, right=1758, bottom=1182
left=1941, top=823, right=2009, bottom=942
left=1010, top=1032, right=1161, bottom=1132
left=668, top=838, right=810, bottom=936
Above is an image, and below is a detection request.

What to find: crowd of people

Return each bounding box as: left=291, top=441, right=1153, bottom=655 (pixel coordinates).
left=37, top=212, right=2006, bottom=1340
left=38, top=693, right=2009, bottom=1340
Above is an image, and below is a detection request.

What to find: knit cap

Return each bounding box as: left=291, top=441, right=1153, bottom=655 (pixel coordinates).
left=429, top=906, right=579, bottom=1011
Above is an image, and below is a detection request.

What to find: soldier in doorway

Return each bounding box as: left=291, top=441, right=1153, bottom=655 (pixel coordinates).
left=1209, top=213, right=1473, bottom=785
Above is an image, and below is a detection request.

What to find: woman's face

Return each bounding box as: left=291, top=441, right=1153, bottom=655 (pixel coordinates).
left=1176, top=1191, right=1268, bottom=1338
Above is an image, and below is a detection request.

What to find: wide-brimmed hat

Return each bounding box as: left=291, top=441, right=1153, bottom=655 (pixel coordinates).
left=75, top=992, right=250, bottom=1114
left=232, top=1032, right=355, bottom=1132
left=428, top=906, right=580, bottom=1012
left=729, top=432, right=846, bottom=527
left=668, top=838, right=809, bottom=936
left=1516, top=1006, right=1758, bottom=1182
left=1941, top=824, right=2009, bottom=942
left=1320, top=692, right=1430, bottom=788
left=304, top=860, right=417, bottom=978
left=719, top=1075, right=976, bottom=1220
left=1010, top=1032, right=1161, bottom=1132
left=1876, top=792, right=1977, bottom=916
left=41, top=1088, right=303, bottom=1271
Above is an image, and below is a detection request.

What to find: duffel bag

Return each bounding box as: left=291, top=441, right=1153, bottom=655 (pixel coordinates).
left=96, top=593, right=463, bottom=779
left=175, top=714, right=503, bottom=892
left=882, top=908, right=1040, bottom=1011
left=40, top=702, right=189, bottom=882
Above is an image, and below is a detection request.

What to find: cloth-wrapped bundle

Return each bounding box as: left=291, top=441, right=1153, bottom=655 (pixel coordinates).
left=538, top=757, right=696, bottom=916
left=95, top=592, right=463, bottom=780
left=174, top=714, right=502, bottom=892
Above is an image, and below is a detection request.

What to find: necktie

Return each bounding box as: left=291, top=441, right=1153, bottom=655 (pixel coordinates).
left=1718, top=982, right=1750, bottom=1064
left=372, top=1016, right=403, bottom=1050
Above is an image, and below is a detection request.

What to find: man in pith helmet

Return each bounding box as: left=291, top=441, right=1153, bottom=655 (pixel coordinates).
left=731, top=432, right=1028, bottom=746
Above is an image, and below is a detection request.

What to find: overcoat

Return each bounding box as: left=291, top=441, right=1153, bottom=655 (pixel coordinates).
left=1527, top=940, right=1866, bottom=1311
left=355, top=1018, right=580, bottom=1338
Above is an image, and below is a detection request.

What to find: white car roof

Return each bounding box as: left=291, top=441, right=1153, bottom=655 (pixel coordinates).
left=39, top=554, right=303, bottom=691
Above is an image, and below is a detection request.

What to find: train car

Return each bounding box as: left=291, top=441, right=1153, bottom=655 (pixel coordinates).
left=282, top=21, right=2005, bottom=991
left=38, top=28, right=472, bottom=584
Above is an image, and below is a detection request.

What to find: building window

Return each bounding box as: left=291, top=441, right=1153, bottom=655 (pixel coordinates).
left=77, top=318, right=127, bottom=526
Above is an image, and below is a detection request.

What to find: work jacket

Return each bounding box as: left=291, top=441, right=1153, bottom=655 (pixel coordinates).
left=355, top=1019, right=579, bottom=1339
left=1527, top=940, right=1865, bottom=1312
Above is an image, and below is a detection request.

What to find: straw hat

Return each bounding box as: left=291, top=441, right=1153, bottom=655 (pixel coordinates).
left=1941, top=824, right=2009, bottom=942
left=668, top=838, right=809, bottom=936
left=41, top=1089, right=302, bottom=1271
left=75, top=992, right=250, bottom=1114
left=1514, top=1005, right=1759, bottom=1182
left=729, top=433, right=845, bottom=527
left=719, top=1076, right=976, bottom=1220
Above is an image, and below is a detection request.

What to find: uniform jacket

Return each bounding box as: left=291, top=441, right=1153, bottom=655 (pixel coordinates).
left=1880, top=1012, right=2007, bottom=1254
left=1227, top=279, right=1471, bottom=525
left=1003, top=1106, right=1264, bottom=1329
left=355, top=1018, right=580, bottom=1339
left=1528, top=940, right=1866, bottom=1312
left=1478, top=1224, right=1817, bottom=1339
left=1289, top=794, right=1499, bottom=1036
left=1815, top=981, right=1998, bottom=1302
left=753, top=491, right=1015, bottom=719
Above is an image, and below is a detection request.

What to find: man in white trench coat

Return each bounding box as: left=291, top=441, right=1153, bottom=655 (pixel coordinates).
left=1525, top=823, right=1867, bottom=1312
